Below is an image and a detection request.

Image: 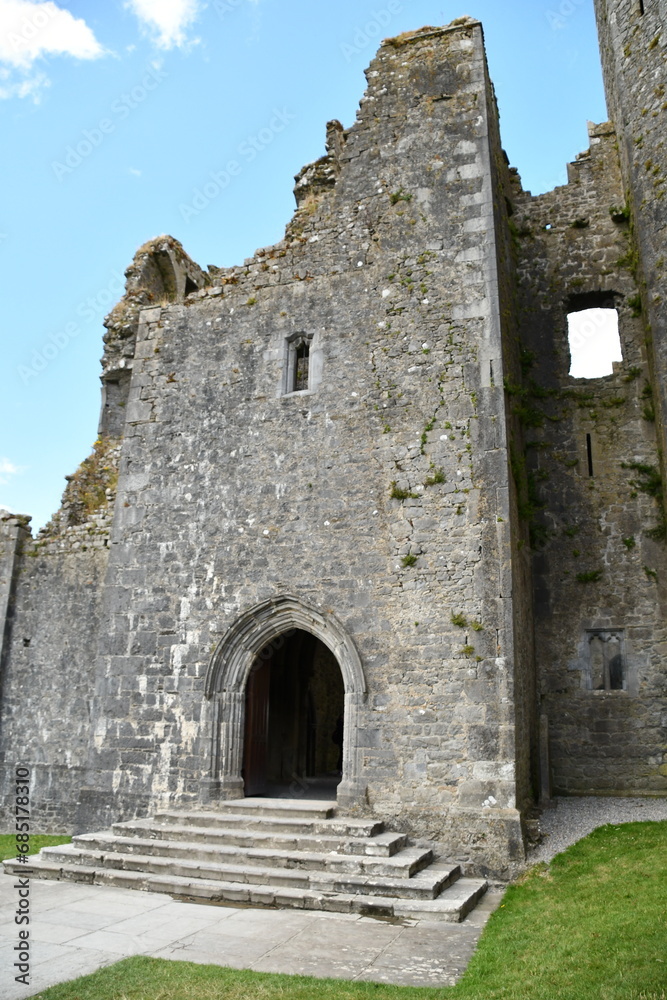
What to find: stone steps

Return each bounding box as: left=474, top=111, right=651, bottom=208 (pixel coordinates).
left=69, top=832, right=432, bottom=877
left=153, top=808, right=384, bottom=838
left=7, top=856, right=487, bottom=921
left=38, top=845, right=460, bottom=899
left=212, top=798, right=337, bottom=820
left=112, top=819, right=406, bottom=857
left=3, top=799, right=488, bottom=922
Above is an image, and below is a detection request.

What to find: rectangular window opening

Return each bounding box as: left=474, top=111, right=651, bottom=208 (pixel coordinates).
left=639, top=0, right=645, bottom=14
left=587, top=630, right=625, bottom=691
left=567, top=304, right=622, bottom=378
left=294, top=340, right=310, bottom=391
left=284, top=334, right=313, bottom=395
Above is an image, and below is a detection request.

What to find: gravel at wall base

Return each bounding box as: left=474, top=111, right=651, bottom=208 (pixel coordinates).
left=528, top=796, right=667, bottom=864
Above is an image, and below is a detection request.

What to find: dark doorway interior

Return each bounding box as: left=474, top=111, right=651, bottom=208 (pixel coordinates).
left=242, top=630, right=344, bottom=797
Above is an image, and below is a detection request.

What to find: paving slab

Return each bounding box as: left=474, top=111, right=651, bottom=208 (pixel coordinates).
left=13, top=920, right=100, bottom=947
left=13, top=948, right=117, bottom=998
left=0, top=872, right=502, bottom=999
left=110, top=911, right=216, bottom=938
left=249, top=915, right=403, bottom=978
left=361, top=921, right=483, bottom=987
left=26, top=907, right=123, bottom=933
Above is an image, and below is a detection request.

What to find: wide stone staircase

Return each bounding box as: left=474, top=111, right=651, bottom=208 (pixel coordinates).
left=6, top=798, right=488, bottom=922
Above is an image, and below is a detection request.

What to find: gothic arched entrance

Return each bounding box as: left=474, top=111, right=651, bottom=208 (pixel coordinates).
left=243, top=630, right=344, bottom=797
left=202, top=595, right=367, bottom=809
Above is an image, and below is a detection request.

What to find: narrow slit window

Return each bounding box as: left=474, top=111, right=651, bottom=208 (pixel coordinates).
left=284, top=334, right=313, bottom=394
left=586, top=434, right=594, bottom=477
left=639, top=0, right=645, bottom=14
left=294, top=339, right=310, bottom=391
left=567, top=306, right=622, bottom=378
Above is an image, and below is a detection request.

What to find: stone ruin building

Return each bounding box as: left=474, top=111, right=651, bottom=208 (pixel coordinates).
left=1, top=0, right=665, bottom=910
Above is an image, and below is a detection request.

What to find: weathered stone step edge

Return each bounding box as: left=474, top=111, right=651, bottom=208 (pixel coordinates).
left=392, top=879, right=489, bottom=923
left=4, top=858, right=486, bottom=922
left=40, top=846, right=460, bottom=899
left=72, top=833, right=433, bottom=878
left=111, top=821, right=406, bottom=857
left=213, top=798, right=337, bottom=820
left=152, top=811, right=384, bottom=838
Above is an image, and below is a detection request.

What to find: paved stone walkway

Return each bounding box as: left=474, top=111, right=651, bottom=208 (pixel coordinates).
left=0, top=874, right=503, bottom=997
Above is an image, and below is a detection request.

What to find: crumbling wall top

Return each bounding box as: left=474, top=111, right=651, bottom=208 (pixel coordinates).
left=102, top=235, right=208, bottom=377
left=381, top=17, right=481, bottom=47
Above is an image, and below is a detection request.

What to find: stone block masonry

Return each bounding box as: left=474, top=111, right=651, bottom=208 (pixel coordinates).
left=595, top=0, right=667, bottom=476
left=81, top=21, right=529, bottom=878
left=512, top=115, right=667, bottom=796
left=1, top=13, right=665, bottom=882
left=0, top=516, right=110, bottom=830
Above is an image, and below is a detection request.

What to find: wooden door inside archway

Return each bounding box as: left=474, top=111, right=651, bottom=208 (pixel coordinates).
left=241, top=629, right=344, bottom=797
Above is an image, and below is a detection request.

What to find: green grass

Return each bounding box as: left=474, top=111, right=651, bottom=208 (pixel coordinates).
left=0, top=833, right=71, bottom=861
left=29, top=961, right=448, bottom=1000
left=454, top=821, right=667, bottom=999
left=23, top=822, right=667, bottom=1000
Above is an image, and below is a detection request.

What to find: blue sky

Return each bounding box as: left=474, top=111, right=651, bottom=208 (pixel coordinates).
left=0, top=0, right=607, bottom=529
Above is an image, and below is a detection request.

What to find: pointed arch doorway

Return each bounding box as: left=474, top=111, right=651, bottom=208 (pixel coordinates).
left=202, top=595, right=367, bottom=809
left=243, top=630, right=344, bottom=798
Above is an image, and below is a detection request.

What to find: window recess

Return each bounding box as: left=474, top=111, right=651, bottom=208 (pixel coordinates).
left=566, top=292, right=622, bottom=379
left=587, top=629, right=625, bottom=691
left=284, top=333, right=313, bottom=394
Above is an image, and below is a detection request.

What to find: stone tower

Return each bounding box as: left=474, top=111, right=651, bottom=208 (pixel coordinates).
left=595, top=0, right=667, bottom=465
left=1, top=13, right=665, bottom=880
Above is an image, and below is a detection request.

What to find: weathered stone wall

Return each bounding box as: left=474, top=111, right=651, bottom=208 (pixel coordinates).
left=512, top=121, right=667, bottom=795
left=100, top=237, right=207, bottom=438
left=0, top=526, right=110, bottom=830
left=0, top=514, right=26, bottom=662
left=2, top=9, right=663, bottom=877
left=0, top=441, right=120, bottom=831
left=485, top=74, right=539, bottom=816
left=594, top=0, right=667, bottom=489
left=80, top=21, right=528, bottom=876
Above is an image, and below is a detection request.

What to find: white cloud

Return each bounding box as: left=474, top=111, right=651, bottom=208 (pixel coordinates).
left=125, top=0, right=202, bottom=49
left=0, top=1, right=103, bottom=100
left=128, top=166, right=142, bottom=176
left=0, top=1, right=103, bottom=68
left=0, top=62, right=48, bottom=98
left=0, top=457, right=21, bottom=486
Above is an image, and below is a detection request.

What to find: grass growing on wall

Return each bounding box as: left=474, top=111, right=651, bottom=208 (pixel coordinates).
left=26, top=822, right=667, bottom=1000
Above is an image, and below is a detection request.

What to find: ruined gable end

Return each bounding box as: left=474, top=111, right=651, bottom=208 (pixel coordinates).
left=0, top=12, right=665, bottom=891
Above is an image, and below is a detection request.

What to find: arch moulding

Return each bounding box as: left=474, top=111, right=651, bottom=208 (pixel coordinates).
left=200, top=594, right=368, bottom=810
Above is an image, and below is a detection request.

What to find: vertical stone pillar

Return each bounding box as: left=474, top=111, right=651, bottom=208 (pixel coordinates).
left=539, top=714, right=552, bottom=805
left=200, top=691, right=245, bottom=803
left=0, top=514, right=30, bottom=676
left=337, top=691, right=368, bottom=810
